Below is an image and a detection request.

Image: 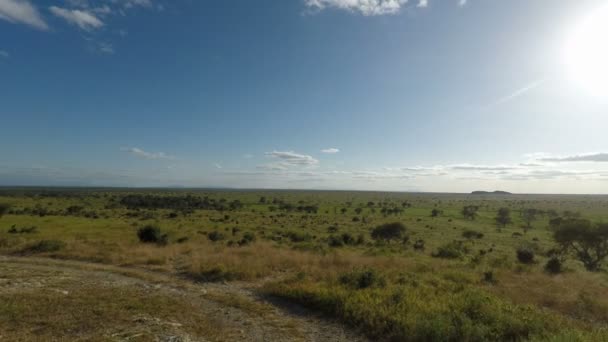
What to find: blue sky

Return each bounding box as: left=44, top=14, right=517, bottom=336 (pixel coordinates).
left=1, top=0, right=608, bottom=193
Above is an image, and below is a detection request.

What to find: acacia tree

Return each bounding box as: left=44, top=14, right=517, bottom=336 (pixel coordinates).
left=371, top=222, right=406, bottom=243
left=461, top=205, right=479, bottom=220
left=521, top=208, right=539, bottom=233
left=553, top=219, right=608, bottom=271
left=495, top=207, right=512, bottom=228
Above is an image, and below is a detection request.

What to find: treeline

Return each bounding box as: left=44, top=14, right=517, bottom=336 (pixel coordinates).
left=118, top=194, right=243, bottom=211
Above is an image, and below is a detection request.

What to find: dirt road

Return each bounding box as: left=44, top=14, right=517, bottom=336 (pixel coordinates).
left=0, top=256, right=367, bottom=342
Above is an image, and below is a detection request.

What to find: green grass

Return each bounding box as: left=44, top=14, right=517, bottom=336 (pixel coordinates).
left=1, top=188, right=608, bottom=340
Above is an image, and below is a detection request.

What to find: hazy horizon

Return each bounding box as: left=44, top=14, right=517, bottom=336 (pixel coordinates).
left=2, top=0, right=608, bottom=193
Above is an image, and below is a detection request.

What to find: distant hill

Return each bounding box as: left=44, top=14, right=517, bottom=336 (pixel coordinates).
left=471, top=190, right=512, bottom=195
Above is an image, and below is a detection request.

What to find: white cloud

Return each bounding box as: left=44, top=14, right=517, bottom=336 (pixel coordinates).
left=417, top=0, right=428, bottom=8
left=458, top=0, right=467, bottom=6
left=321, top=148, right=340, bottom=154
left=305, top=0, right=408, bottom=16
left=537, top=153, right=608, bottom=163
left=265, top=151, right=319, bottom=166
left=0, top=50, right=8, bottom=58
left=0, top=0, right=48, bottom=30
left=214, top=163, right=222, bottom=169
left=121, top=147, right=173, bottom=160
left=50, top=6, right=103, bottom=30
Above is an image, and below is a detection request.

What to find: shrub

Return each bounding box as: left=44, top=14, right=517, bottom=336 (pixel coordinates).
left=22, top=240, right=65, bottom=254
left=516, top=247, right=535, bottom=264
left=285, top=231, right=312, bottom=243
left=371, top=222, right=406, bottom=243
left=176, top=236, right=190, bottom=244
left=462, top=230, right=484, bottom=239
left=0, top=203, right=10, bottom=218
left=545, top=257, right=562, bottom=274
left=483, top=271, right=496, bottom=284
left=207, top=231, right=225, bottom=242
left=433, top=241, right=469, bottom=259
left=239, top=232, right=256, bottom=246
left=197, top=266, right=238, bottom=282
left=339, top=269, right=386, bottom=289
left=328, top=235, right=344, bottom=247
left=137, top=225, right=168, bottom=245
left=413, top=239, right=425, bottom=251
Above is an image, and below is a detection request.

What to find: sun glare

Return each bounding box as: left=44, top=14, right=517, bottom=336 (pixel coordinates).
left=563, top=5, right=608, bottom=97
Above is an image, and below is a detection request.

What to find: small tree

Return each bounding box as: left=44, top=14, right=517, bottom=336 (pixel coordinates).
left=521, top=208, right=538, bottom=233
left=371, top=222, right=406, bottom=243
left=431, top=208, right=443, bottom=218
left=137, top=225, right=168, bottom=245
left=0, top=203, right=10, bottom=218
left=495, top=207, right=512, bottom=228
left=553, top=219, right=608, bottom=271
left=461, top=205, right=479, bottom=220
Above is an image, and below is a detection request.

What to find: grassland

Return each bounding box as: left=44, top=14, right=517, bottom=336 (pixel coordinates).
left=1, top=188, right=608, bottom=341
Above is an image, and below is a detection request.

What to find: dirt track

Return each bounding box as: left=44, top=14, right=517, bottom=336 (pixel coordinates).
left=0, top=256, right=366, bottom=342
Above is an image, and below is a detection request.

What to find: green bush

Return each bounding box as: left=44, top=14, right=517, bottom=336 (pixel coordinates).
left=545, top=257, right=562, bottom=274
left=462, top=230, right=484, bottom=239
left=137, top=225, right=167, bottom=244
left=371, top=222, right=406, bottom=243
left=433, top=241, right=469, bottom=259
left=207, top=230, right=225, bottom=242
left=238, top=232, right=256, bottom=246
left=516, top=248, right=535, bottom=264
left=339, top=269, right=386, bottom=289
left=22, top=240, right=65, bottom=254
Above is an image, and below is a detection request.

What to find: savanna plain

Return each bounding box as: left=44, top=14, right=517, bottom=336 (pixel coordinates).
left=1, top=188, right=607, bottom=341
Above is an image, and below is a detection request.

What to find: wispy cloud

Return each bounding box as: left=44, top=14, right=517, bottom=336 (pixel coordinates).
left=214, top=162, right=222, bottom=169
left=491, top=79, right=545, bottom=107
left=305, top=0, right=408, bottom=16
left=0, top=0, right=48, bottom=30
left=121, top=147, right=174, bottom=160
left=537, top=153, right=608, bottom=163
left=50, top=6, right=103, bottom=30
left=0, top=50, right=8, bottom=58
left=321, top=148, right=340, bottom=154
left=265, top=151, right=319, bottom=166
left=458, top=0, right=467, bottom=7
left=417, top=0, right=428, bottom=8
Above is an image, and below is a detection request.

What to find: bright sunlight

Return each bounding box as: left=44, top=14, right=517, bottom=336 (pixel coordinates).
left=563, top=5, right=608, bottom=97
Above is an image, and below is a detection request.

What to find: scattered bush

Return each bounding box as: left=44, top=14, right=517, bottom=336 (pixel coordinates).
left=371, top=222, right=406, bottom=243
left=0, top=203, right=10, bottom=218
left=339, top=269, right=386, bottom=289
left=176, top=236, right=190, bottom=244
left=516, top=247, right=535, bottom=264
left=545, top=257, right=562, bottom=274
left=21, top=240, right=65, bottom=254
left=196, top=266, right=238, bottom=282
left=285, top=231, right=312, bottom=243
left=413, top=239, right=425, bottom=251
left=483, top=271, right=496, bottom=284
left=462, top=230, right=484, bottom=239
left=137, top=225, right=168, bottom=245
left=328, top=235, right=344, bottom=247
left=433, top=241, right=469, bottom=259
left=207, top=231, right=225, bottom=242
left=8, top=225, right=38, bottom=234
left=238, top=232, right=256, bottom=246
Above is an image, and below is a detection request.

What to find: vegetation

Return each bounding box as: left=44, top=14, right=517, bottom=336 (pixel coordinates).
left=1, top=188, right=608, bottom=340
left=495, top=207, right=513, bottom=228
left=553, top=218, right=608, bottom=271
